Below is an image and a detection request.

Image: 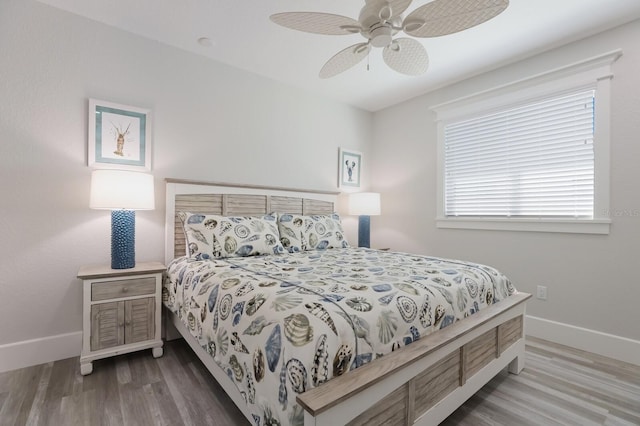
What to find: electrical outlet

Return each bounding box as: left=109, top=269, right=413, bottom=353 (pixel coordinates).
left=537, top=285, right=547, bottom=300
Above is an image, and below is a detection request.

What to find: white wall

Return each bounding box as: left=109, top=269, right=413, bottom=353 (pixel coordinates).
left=371, top=20, right=640, bottom=349
left=0, top=0, right=372, bottom=368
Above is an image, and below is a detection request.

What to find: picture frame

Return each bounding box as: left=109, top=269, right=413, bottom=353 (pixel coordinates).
left=88, top=99, right=152, bottom=171
left=339, top=148, right=362, bottom=189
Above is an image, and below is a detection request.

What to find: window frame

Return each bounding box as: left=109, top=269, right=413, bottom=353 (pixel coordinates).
left=432, top=50, right=621, bottom=235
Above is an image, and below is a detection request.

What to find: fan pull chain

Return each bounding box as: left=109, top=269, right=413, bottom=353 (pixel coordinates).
left=367, top=48, right=370, bottom=71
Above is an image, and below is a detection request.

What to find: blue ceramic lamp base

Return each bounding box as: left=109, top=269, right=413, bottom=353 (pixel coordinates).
left=111, top=210, right=135, bottom=269
left=358, top=215, right=371, bottom=248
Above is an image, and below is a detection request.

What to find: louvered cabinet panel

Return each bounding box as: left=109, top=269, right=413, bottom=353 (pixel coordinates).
left=90, top=301, right=125, bottom=351
left=125, top=297, right=155, bottom=344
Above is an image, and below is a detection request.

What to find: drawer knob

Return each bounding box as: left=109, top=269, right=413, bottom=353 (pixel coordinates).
left=122, top=287, right=128, bottom=293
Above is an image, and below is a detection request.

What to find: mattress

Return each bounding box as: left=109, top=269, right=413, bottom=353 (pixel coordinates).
left=163, top=248, right=516, bottom=425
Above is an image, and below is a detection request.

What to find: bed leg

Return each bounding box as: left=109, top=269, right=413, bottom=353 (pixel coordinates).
left=508, top=354, right=525, bottom=374
left=80, top=361, right=93, bottom=376
left=164, top=309, right=182, bottom=341
left=303, top=409, right=316, bottom=426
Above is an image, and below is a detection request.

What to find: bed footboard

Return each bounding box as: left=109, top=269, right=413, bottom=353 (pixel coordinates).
left=297, top=292, right=531, bottom=426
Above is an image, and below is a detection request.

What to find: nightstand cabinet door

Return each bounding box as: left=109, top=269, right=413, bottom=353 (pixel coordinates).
left=90, top=298, right=156, bottom=351
left=125, top=297, right=155, bottom=344
left=90, top=301, right=125, bottom=351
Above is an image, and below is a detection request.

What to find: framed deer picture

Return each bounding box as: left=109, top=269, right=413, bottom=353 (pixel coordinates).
left=88, top=99, right=152, bottom=171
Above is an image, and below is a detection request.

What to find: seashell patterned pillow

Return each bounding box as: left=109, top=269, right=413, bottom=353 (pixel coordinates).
left=178, top=212, right=285, bottom=259
left=277, top=213, right=350, bottom=253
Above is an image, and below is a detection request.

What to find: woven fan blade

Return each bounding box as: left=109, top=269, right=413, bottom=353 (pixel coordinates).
left=404, top=0, right=508, bottom=38
left=382, top=38, right=428, bottom=76
left=319, top=43, right=370, bottom=79
left=361, top=0, right=413, bottom=20
left=270, top=12, right=361, bottom=35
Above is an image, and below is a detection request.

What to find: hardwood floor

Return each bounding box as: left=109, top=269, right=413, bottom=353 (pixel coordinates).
left=442, top=337, right=640, bottom=426
left=1, top=337, right=638, bottom=426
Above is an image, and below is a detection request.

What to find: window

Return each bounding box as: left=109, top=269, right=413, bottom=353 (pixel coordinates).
left=444, top=89, right=595, bottom=218
left=433, top=51, right=620, bottom=234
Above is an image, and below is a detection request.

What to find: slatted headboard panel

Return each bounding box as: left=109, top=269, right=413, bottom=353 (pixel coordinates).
left=165, top=179, right=339, bottom=262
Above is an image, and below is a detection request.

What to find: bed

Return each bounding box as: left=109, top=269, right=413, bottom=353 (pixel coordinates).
left=163, top=179, right=531, bottom=426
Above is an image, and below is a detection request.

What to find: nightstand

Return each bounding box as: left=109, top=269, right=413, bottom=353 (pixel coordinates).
left=78, top=261, right=165, bottom=375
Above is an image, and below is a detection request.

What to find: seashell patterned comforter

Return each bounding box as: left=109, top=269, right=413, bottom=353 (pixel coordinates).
left=163, top=248, right=516, bottom=425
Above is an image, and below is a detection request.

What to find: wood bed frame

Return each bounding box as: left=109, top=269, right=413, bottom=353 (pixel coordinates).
left=164, top=178, right=531, bottom=426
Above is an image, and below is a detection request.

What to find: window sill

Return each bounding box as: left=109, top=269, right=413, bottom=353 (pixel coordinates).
left=436, top=217, right=611, bottom=235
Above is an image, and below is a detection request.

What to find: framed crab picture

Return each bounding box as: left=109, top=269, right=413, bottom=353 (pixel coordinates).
left=339, top=148, right=361, bottom=189
left=88, top=99, right=152, bottom=171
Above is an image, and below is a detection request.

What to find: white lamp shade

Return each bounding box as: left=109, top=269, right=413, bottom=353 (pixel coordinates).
left=348, top=192, right=381, bottom=216
left=90, top=170, right=155, bottom=210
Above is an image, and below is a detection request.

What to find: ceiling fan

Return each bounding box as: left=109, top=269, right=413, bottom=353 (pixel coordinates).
left=270, top=0, right=509, bottom=78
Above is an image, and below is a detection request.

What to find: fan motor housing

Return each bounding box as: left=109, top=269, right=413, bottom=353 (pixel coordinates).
left=369, top=24, right=393, bottom=47
left=361, top=15, right=401, bottom=48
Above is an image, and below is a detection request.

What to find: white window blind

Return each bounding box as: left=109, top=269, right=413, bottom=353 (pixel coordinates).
left=444, top=89, right=596, bottom=218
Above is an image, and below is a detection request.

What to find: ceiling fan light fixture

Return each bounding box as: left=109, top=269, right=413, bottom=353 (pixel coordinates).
left=370, top=25, right=393, bottom=48
left=272, top=0, right=509, bottom=78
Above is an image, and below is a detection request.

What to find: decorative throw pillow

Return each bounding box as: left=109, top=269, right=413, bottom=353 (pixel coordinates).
left=178, top=212, right=285, bottom=259
left=277, top=213, right=349, bottom=252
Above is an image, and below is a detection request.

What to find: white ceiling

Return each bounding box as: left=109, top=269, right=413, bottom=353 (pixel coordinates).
left=37, top=0, right=640, bottom=111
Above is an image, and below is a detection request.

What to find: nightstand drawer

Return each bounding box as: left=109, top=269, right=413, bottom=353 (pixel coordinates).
left=91, top=277, right=156, bottom=301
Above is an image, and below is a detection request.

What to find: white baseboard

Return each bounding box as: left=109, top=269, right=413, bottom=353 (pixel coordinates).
left=3, top=317, right=637, bottom=372
left=526, top=315, right=640, bottom=366
left=0, top=331, right=82, bottom=373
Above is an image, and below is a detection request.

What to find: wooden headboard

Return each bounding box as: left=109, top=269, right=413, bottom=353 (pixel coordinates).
left=165, top=179, right=340, bottom=263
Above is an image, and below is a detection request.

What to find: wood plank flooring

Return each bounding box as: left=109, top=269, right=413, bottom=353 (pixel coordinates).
left=441, top=337, right=640, bottom=426
left=1, top=336, right=638, bottom=426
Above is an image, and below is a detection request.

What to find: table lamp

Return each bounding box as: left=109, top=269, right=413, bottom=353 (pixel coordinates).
left=348, top=192, right=381, bottom=248
left=90, top=170, right=155, bottom=269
